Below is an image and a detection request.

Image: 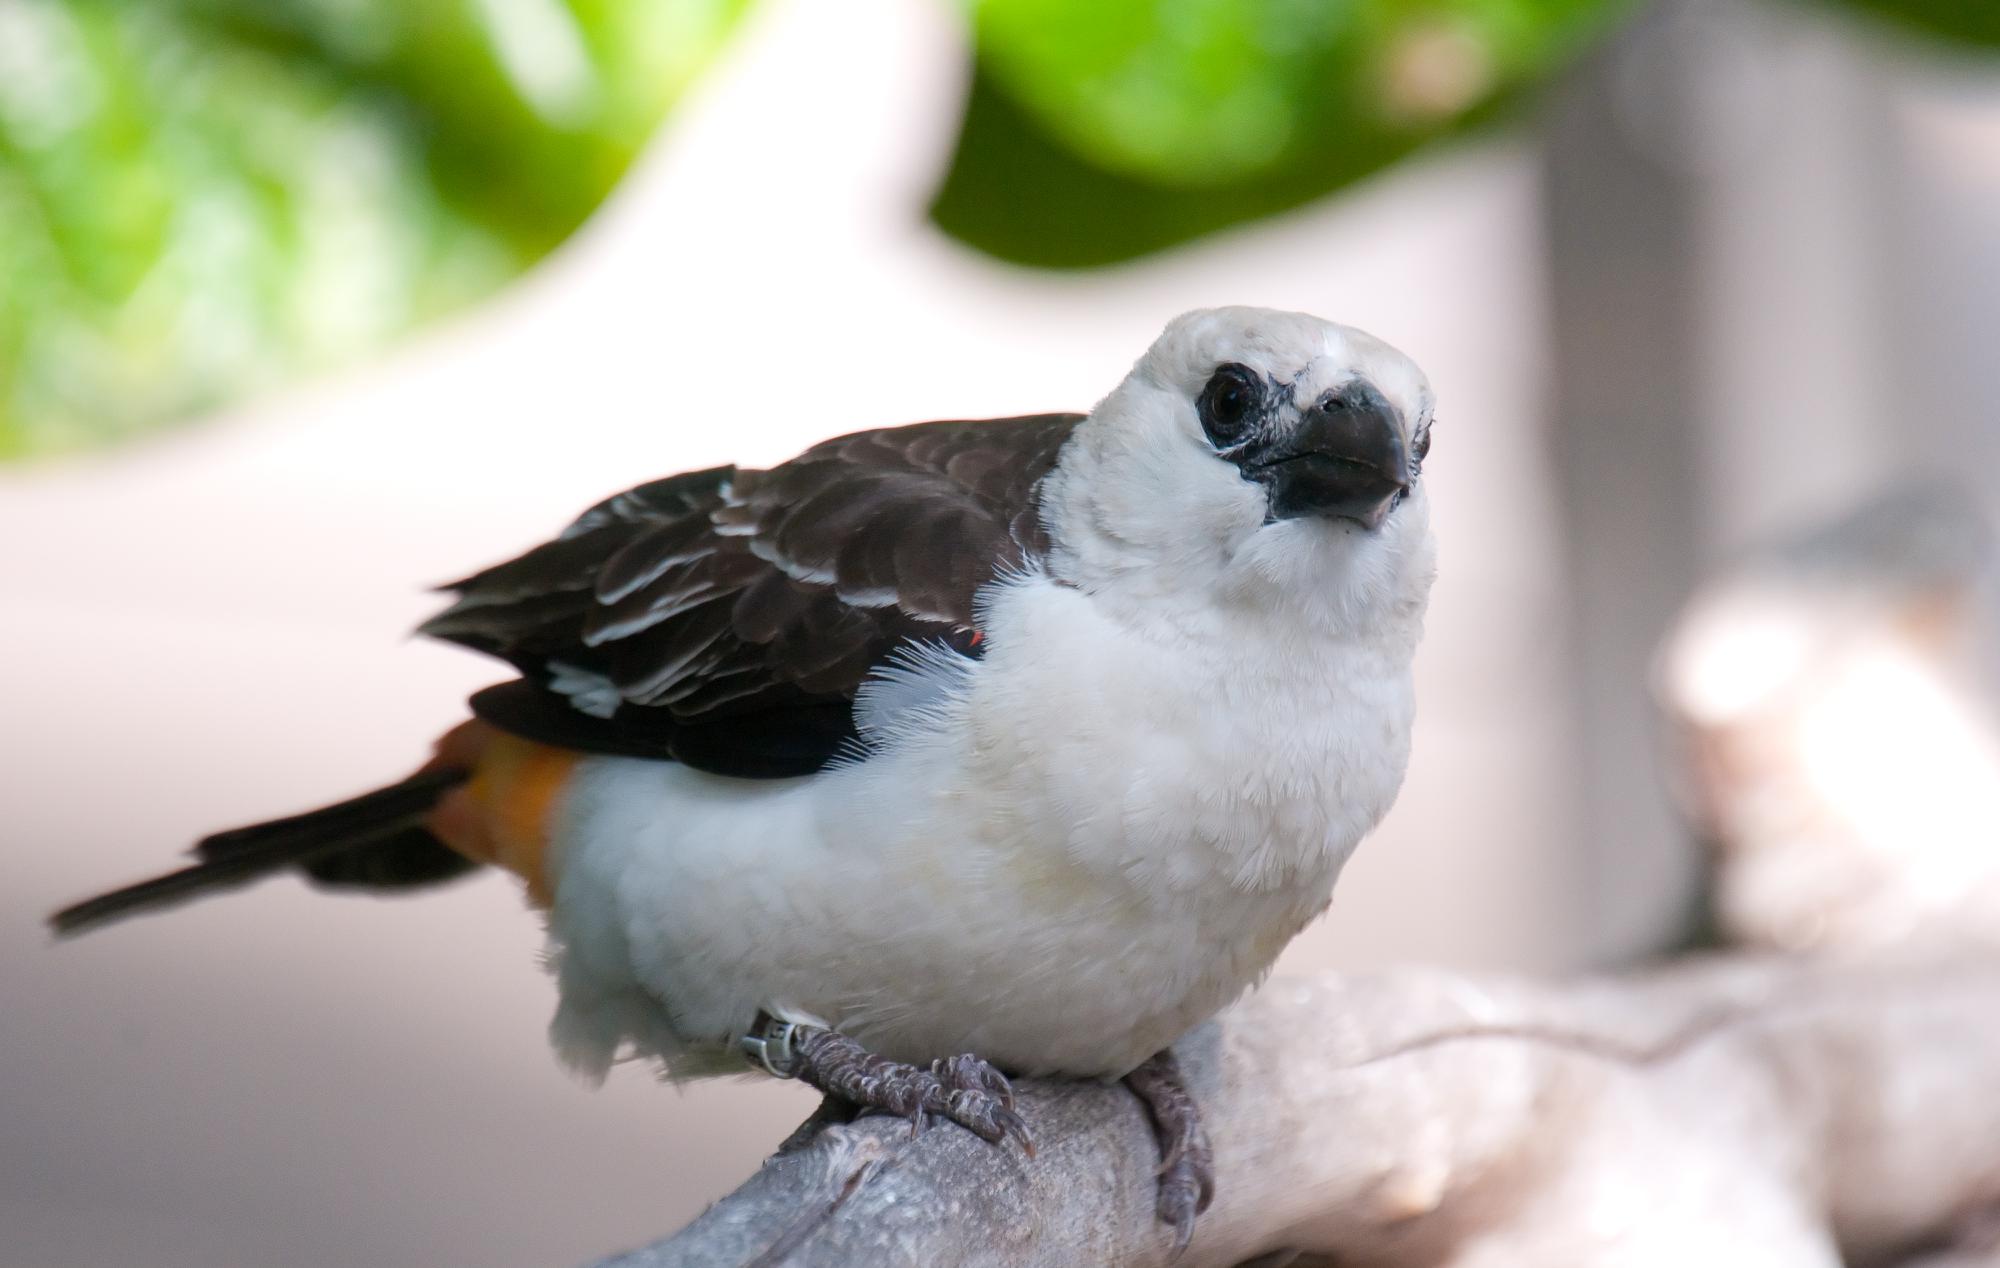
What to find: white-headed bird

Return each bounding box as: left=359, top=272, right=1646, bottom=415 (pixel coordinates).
left=55, top=307, right=1438, bottom=1249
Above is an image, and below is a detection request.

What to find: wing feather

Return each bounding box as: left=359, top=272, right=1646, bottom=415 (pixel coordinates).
left=586, top=548, right=763, bottom=646
left=420, top=414, right=1079, bottom=776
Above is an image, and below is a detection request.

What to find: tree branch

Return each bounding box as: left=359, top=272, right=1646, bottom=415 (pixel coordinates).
left=586, top=957, right=2000, bottom=1267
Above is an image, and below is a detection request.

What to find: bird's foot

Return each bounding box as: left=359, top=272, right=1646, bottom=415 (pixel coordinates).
left=1124, top=1048, right=1215, bottom=1257
left=744, top=1016, right=1034, bottom=1155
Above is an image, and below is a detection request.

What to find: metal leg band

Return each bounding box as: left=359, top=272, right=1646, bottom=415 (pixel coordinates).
left=741, top=1012, right=803, bottom=1078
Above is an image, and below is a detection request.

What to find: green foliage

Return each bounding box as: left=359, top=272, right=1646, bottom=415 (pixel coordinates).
left=0, top=0, right=747, bottom=458
left=4, top=0, right=1995, bottom=459
left=934, top=0, right=1626, bottom=267
left=1826, top=0, right=2000, bottom=47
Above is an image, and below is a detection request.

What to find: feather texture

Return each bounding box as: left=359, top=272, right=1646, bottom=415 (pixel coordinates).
left=49, top=770, right=469, bottom=935
left=420, top=415, right=1079, bottom=776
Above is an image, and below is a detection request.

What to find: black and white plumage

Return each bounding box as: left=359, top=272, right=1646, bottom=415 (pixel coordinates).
left=419, top=414, right=1079, bottom=777
left=509, top=307, right=1436, bottom=1084
left=54, top=307, right=1439, bottom=1247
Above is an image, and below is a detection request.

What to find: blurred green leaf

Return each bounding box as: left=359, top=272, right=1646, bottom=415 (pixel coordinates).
left=934, top=0, right=1625, bottom=268
left=0, top=0, right=748, bottom=459
left=1823, top=0, right=2000, bottom=47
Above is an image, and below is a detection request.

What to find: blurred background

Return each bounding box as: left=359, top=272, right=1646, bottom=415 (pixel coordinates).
left=5, top=0, right=1999, bottom=1264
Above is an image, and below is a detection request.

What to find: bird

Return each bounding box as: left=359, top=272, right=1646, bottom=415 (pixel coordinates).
left=52, top=305, right=1437, bottom=1251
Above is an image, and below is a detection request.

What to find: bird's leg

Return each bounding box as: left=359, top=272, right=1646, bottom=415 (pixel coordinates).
left=743, top=1015, right=1033, bottom=1154
left=1123, top=1048, right=1215, bottom=1255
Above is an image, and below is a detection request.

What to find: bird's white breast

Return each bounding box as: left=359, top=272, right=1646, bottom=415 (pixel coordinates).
left=542, top=564, right=1419, bottom=1081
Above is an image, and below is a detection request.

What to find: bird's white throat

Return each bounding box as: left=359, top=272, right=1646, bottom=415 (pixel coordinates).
left=544, top=515, right=1433, bottom=1079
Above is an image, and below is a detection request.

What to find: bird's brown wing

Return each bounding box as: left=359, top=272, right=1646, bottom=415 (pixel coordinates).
left=419, top=414, right=1081, bottom=777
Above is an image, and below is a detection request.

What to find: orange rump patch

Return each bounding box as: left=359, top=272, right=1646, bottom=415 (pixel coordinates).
left=424, top=721, right=580, bottom=908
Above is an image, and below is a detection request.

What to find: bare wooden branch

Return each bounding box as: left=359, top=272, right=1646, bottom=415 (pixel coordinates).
left=585, top=957, right=2000, bottom=1268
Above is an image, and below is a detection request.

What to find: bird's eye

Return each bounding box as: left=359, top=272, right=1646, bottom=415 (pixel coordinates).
left=1198, top=363, right=1261, bottom=447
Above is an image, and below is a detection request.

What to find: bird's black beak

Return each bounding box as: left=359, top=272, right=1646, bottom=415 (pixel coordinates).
left=1245, top=380, right=1410, bottom=529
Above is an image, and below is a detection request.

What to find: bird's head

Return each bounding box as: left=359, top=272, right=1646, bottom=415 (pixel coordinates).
left=1042, top=307, right=1437, bottom=634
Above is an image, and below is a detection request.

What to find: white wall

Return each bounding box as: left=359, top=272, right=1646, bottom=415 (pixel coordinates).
left=1538, top=0, right=2000, bottom=963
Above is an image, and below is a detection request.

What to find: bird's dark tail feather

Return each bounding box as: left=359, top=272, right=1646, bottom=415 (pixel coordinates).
left=49, top=768, right=470, bottom=938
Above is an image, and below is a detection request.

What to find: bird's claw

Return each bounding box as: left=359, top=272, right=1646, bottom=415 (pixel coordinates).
left=918, top=1054, right=1034, bottom=1155
left=937, top=1085, right=1035, bottom=1156
left=1124, top=1048, right=1215, bottom=1258
left=933, top=1051, right=1017, bottom=1110
left=1155, top=1146, right=1215, bottom=1258
left=769, top=1025, right=1035, bottom=1157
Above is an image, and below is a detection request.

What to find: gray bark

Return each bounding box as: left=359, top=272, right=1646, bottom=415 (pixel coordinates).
left=587, top=957, right=2000, bottom=1268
